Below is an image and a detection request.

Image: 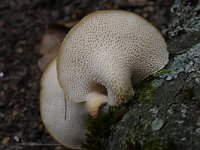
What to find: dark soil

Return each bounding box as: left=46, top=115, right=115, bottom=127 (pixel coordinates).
left=0, top=0, right=173, bottom=149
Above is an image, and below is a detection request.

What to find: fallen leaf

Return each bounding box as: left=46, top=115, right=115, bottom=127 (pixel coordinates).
left=37, top=24, right=69, bottom=71
left=63, top=20, right=79, bottom=28
left=1, top=136, right=10, bottom=144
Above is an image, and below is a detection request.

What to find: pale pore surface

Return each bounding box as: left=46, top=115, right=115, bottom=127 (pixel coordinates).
left=40, top=59, right=88, bottom=149
left=58, top=10, right=169, bottom=105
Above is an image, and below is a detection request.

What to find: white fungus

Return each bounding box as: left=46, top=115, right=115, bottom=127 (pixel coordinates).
left=57, top=10, right=169, bottom=106
left=40, top=58, right=88, bottom=149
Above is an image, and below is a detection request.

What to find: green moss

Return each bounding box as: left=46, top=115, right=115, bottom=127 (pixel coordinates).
left=133, top=69, right=172, bottom=103
left=152, top=69, right=173, bottom=77
left=153, top=68, right=173, bottom=77
left=82, top=106, right=128, bottom=150
left=126, top=137, right=176, bottom=150
left=134, top=78, right=156, bottom=103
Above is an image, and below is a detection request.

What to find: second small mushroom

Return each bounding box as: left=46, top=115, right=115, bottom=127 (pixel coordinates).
left=40, top=58, right=108, bottom=149
left=40, top=58, right=87, bottom=149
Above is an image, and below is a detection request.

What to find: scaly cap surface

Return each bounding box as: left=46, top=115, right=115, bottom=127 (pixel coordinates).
left=57, top=10, right=169, bottom=105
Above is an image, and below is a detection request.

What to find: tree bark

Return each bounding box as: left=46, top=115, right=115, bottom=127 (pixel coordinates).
left=105, top=1, right=200, bottom=149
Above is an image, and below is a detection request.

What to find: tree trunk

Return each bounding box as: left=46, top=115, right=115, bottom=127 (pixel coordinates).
left=105, top=0, right=200, bottom=149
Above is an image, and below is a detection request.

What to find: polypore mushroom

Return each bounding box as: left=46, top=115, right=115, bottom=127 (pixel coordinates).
left=40, top=58, right=86, bottom=149
left=40, top=58, right=108, bottom=149
left=57, top=10, right=169, bottom=106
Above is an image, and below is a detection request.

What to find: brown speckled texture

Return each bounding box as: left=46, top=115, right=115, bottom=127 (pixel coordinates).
left=58, top=10, right=168, bottom=106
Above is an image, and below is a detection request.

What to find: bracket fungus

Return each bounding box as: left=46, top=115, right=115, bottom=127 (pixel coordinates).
left=57, top=10, right=169, bottom=106
left=40, top=10, right=169, bottom=149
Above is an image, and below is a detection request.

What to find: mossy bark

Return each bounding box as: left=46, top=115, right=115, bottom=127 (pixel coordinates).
left=84, top=0, right=200, bottom=150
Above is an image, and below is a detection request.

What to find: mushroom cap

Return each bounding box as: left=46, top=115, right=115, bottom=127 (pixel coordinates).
left=57, top=10, right=169, bottom=103
left=40, top=58, right=88, bottom=149
left=86, top=92, right=108, bottom=118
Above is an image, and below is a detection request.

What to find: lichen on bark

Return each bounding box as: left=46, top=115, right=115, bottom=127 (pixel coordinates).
left=84, top=0, right=200, bottom=150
